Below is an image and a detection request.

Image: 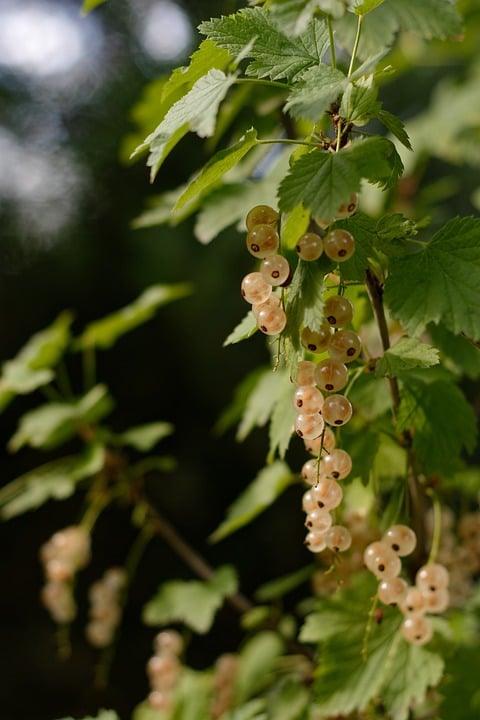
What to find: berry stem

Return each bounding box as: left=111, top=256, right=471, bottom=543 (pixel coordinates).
left=426, top=490, right=442, bottom=564
left=348, top=14, right=363, bottom=78
left=327, top=17, right=337, bottom=69
left=82, top=346, right=97, bottom=391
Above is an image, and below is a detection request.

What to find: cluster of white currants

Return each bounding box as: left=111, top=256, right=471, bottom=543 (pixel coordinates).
left=210, top=653, right=239, bottom=719
left=86, top=567, right=127, bottom=648
left=364, top=525, right=450, bottom=645
left=39, top=525, right=91, bottom=623
left=146, top=629, right=184, bottom=712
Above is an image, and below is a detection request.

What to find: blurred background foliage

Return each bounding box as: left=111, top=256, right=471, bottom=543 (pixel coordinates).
left=0, top=0, right=479, bottom=718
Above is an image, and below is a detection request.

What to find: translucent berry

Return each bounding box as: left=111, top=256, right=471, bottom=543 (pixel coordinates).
left=324, top=229, right=355, bottom=262
left=401, top=615, right=432, bottom=645
left=305, top=530, right=328, bottom=553
left=260, top=254, right=290, bottom=286
left=241, top=272, right=272, bottom=305
left=154, top=629, right=184, bottom=656
left=296, top=232, right=323, bottom=261
left=326, top=525, right=352, bottom=552
left=421, top=588, right=450, bottom=614
left=322, top=394, right=353, bottom=426
left=301, top=458, right=321, bottom=484
left=335, top=192, right=359, bottom=219
left=245, top=204, right=279, bottom=230
left=378, top=577, right=409, bottom=607
left=246, top=224, right=279, bottom=258
left=311, top=479, right=343, bottom=510
left=256, top=304, right=287, bottom=335
left=293, top=360, right=317, bottom=386
left=328, top=330, right=362, bottom=363
left=320, top=448, right=352, bottom=480
left=305, top=508, right=333, bottom=534
left=313, top=216, right=332, bottom=230
left=301, top=323, right=331, bottom=353
left=315, top=358, right=349, bottom=392
left=293, top=385, right=324, bottom=414
left=295, top=412, right=324, bottom=440
left=303, top=425, right=336, bottom=455
left=399, top=586, right=427, bottom=617
left=302, top=489, right=319, bottom=514
left=364, top=540, right=402, bottom=579
left=415, top=563, right=450, bottom=593
left=252, top=294, right=281, bottom=318
left=323, top=296, right=354, bottom=327
left=382, top=525, right=417, bottom=557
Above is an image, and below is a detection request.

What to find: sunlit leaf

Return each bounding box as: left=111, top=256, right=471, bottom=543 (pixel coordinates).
left=117, top=422, right=174, bottom=451
left=375, top=336, right=440, bottom=378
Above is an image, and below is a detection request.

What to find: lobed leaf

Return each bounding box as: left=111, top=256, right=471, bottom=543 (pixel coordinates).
left=8, top=385, right=113, bottom=452
left=0, top=444, right=104, bottom=519
left=284, top=65, right=348, bottom=122
left=339, top=78, right=380, bottom=127
left=75, top=284, right=191, bottom=351
left=375, top=336, right=440, bottom=378
left=199, top=8, right=329, bottom=82
left=377, top=108, right=412, bottom=151
left=385, top=217, right=480, bottom=342
left=234, top=631, right=285, bottom=704
left=143, top=565, right=238, bottom=634
left=209, top=461, right=294, bottom=542
left=174, top=128, right=258, bottom=211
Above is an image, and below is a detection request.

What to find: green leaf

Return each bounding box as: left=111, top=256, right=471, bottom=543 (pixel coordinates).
left=237, top=368, right=290, bottom=442
left=352, top=0, right=385, bottom=15
left=214, top=366, right=267, bottom=436
left=174, top=128, right=258, bottom=211
left=0, top=311, right=73, bottom=412
left=8, top=385, right=113, bottom=452
left=397, top=378, right=477, bottom=475
left=339, top=78, right=380, bottom=127
left=284, top=65, right=348, bottom=121
left=209, top=460, right=294, bottom=542
left=280, top=203, right=310, bottom=251
left=81, top=0, right=107, bottom=13
left=334, top=212, right=378, bottom=282
left=255, top=565, right=314, bottom=602
left=199, top=9, right=329, bottom=82
left=267, top=371, right=297, bottom=460
left=427, top=323, right=480, bottom=380
left=375, top=336, right=440, bottom=378
left=441, top=646, right=480, bottom=720
left=284, top=260, right=326, bottom=349
left=117, top=422, right=174, bottom=451
left=278, top=137, right=402, bottom=221
left=75, top=284, right=191, bottom=350
left=385, top=217, right=480, bottom=342
left=143, top=565, right=238, bottom=634
left=220, top=700, right=267, bottom=720
left=135, top=69, right=237, bottom=180
left=0, top=444, right=104, bottom=519
left=377, top=109, right=412, bottom=151
left=342, top=425, right=380, bottom=485
left=266, top=679, right=310, bottom=720
left=224, top=310, right=259, bottom=347
left=235, top=631, right=285, bottom=703
left=383, top=0, right=463, bottom=40
left=303, top=575, right=444, bottom=719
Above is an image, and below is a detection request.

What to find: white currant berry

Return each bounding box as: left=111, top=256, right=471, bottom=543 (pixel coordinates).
left=335, top=193, right=359, bottom=219
left=315, top=358, right=349, bottom=392
left=256, top=304, right=287, bottom=335
left=303, top=426, right=336, bottom=455
left=301, top=458, right=321, bottom=484
left=326, top=525, right=352, bottom=552
left=328, top=330, right=362, bottom=363
left=302, top=489, right=319, bottom=514
left=311, top=479, right=343, bottom=510
left=252, top=294, right=281, bottom=318
left=293, top=360, right=317, bottom=386
left=305, top=508, right=333, bottom=534
left=241, top=272, right=272, bottom=305
left=324, top=229, right=355, bottom=262
left=293, top=385, right=324, bottom=414
left=382, top=525, right=417, bottom=557
left=245, top=204, right=278, bottom=230
left=296, top=232, right=323, bottom=261
left=301, top=323, right=332, bottom=353
left=295, top=412, right=325, bottom=440
left=322, top=394, right=353, bottom=426
left=415, top=563, right=450, bottom=593
left=148, top=690, right=172, bottom=711
left=378, top=577, right=409, bottom=607
left=401, top=615, right=432, bottom=645
left=364, top=540, right=402, bottom=579
left=246, top=224, right=279, bottom=258
left=399, top=586, right=427, bottom=617
left=154, top=629, right=184, bottom=656
left=421, top=588, right=450, bottom=614
left=260, top=254, right=291, bottom=286
left=323, top=296, right=354, bottom=327
left=304, top=530, right=328, bottom=553
left=320, top=448, right=352, bottom=480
